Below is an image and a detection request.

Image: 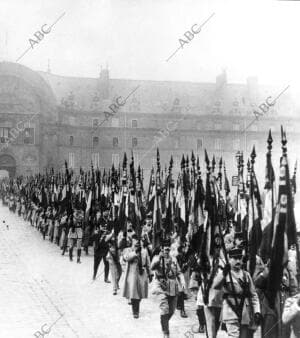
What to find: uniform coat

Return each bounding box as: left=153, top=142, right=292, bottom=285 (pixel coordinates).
left=282, top=293, right=300, bottom=338
left=254, top=257, right=297, bottom=338
left=122, top=247, right=150, bottom=300
left=213, top=269, right=260, bottom=325
left=106, top=242, right=122, bottom=293
left=53, top=219, right=60, bottom=243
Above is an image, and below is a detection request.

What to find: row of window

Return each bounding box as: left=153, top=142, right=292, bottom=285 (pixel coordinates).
left=68, top=151, right=251, bottom=169
left=91, top=118, right=252, bottom=131
left=0, top=127, right=35, bottom=145
left=92, top=118, right=137, bottom=128
left=67, top=116, right=298, bottom=134
left=68, top=153, right=120, bottom=168
left=69, top=136, right=138, bottom=148
left=77, top=118, right=285, bottom=132
left=68, top=135, right=256, bottom=151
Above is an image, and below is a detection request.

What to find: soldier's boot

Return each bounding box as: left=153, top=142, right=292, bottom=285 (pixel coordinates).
left=176, top=293, right=182, bottom=310
left=180, top=295, right=187, bottom=318
left=196, top=307, right=206, bottom=333
left=135, top=300, right=140, bottom=318
left=84, top=246, right=88, bottom=255
left=160, top=314, right=169, bottom=337
left=131, top=299, right=139, bottom=318
left=77, top=249, right=81, bottom=263
left=69, top=247, right=73, bottom=261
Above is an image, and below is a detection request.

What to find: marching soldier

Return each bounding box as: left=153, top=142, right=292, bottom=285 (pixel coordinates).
left=122, top=234, right=150, bottom=318
left=151, top=238, right=185, bottom=338
left=174, top=241, right=189, bottom=318
left=196, top=251, right=225, bottom=338
left=20, top=197, right=26, bottom=219
left=67, top=215, right=77, bottom=261
left=74, top=209, right=84, bottom=263
left=92, top=223, right=110, bottom=282
left=106, top=229, right=123, bottom=295
left=16, top=197, right=21, bottom=216
left=9, top=195, right=15, bottom=212
left=47, top=207, right=55, bottom=242
left=83, top=213, right=94, bottom=255
left=254, top=251, right=298, bottom=337
left=60, top=212, right=69, bottom=254
left=41, top=213, right=48, bottom=240
left=53, top=212, right=60, bottom=246
left=213, top=247, right=261, bottom=338
left=189, top=232, right=233, bottom=337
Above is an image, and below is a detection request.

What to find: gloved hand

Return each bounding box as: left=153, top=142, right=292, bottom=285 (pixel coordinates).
left=254, top=312, right=262, bottom=326
left=223, top=263, right=231, bottom=277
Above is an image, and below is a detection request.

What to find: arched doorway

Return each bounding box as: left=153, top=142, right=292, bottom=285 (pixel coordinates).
left=0, top=169, right=9, bottom=179
left=0, top=154, right=16, bottom=177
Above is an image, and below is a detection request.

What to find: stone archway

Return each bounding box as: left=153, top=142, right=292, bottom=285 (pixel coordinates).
left=0, top=169, right=9, bottom=178
left=0, top=154, right=16, bottom=177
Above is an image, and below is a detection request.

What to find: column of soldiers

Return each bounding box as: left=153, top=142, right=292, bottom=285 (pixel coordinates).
left=0, top=128, right=300, bottom=338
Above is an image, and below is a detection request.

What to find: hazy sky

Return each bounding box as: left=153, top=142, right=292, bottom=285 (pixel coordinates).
left=0, top=0, right=300, bottom=91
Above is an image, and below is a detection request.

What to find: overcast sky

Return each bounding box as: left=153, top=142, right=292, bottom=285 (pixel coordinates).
left=0, top=0, right=300, bottom=92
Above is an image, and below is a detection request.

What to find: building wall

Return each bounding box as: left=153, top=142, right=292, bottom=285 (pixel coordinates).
left=0, top=62, right=56, bottom=177
left=0, top=62, right=299, bottom=190
left=54, top=107, right=300, bottom=189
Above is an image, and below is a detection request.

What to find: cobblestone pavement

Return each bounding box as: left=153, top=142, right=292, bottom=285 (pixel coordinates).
left=0, top=204, right=228, bottom=338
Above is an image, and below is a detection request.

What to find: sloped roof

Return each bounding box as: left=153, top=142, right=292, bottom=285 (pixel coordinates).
left=38, top=70, right=295, bottom=116
left=0, top=62, right=57, bottom=111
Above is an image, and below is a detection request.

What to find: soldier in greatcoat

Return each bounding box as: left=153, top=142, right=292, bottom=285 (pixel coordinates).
left=122, top=234, right=150, bottom=318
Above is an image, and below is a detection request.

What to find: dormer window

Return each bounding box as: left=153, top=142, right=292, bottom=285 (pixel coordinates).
left=93, top=136, right=99, bottom=148
left=69, top=135, right=74, bottom=146
left=92, top=119, right=99, bottom=128
left=132, top=137, right=138, bottom=148
left=113, top=137, right=118, bottom=148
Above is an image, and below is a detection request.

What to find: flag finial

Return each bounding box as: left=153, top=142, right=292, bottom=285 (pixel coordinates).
left=251, top=146, right=256, bottom=168
left=204, top=149, right=210, bottom=173
left=212, top=155, right=216, bottom=172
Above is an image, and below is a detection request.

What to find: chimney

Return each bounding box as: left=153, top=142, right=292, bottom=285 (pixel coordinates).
left=216, top=69, right=227, bottom=90
left=247, top=76, right=258, bottom=101
left=98, top=64, right=109, bottom=99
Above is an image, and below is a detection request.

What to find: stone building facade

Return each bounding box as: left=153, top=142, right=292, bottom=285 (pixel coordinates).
left=0, top=61, right=299, bottom=187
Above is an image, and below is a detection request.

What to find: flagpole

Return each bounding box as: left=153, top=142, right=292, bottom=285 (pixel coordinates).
left=204, top=150, right=240, bottom=318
